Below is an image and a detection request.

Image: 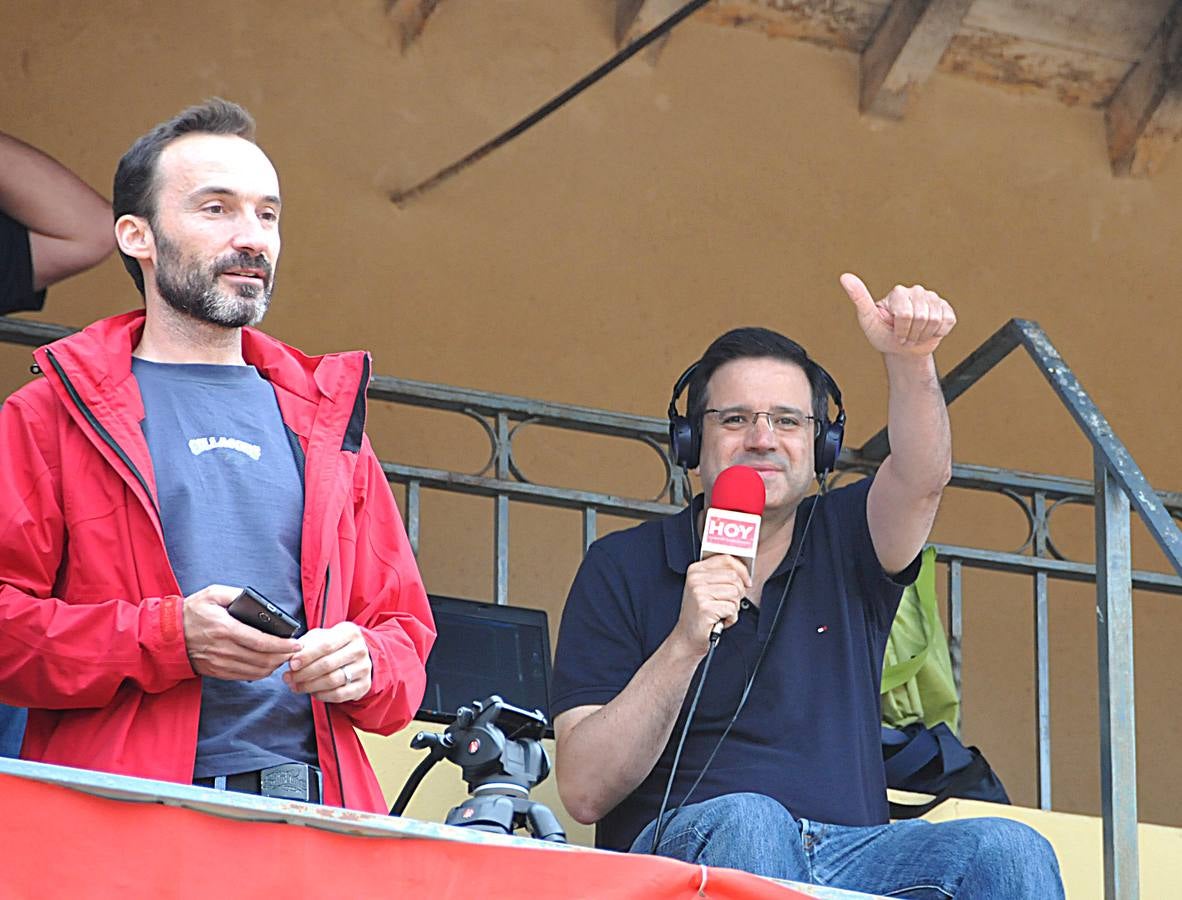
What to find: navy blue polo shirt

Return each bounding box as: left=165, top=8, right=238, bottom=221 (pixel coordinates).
left=550, top=476, right=921, bottom=851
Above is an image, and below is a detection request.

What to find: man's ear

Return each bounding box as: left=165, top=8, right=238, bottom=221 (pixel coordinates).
left=115, top=214, right=154, bottom=261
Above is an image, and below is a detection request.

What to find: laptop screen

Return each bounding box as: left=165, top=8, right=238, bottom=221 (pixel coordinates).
left=418, top=595, right=553, bottom=732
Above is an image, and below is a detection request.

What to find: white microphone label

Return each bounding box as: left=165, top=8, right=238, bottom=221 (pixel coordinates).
left=700, top=508, right=761, bottom=560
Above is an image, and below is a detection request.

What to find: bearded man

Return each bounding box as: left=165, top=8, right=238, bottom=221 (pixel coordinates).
left=0, top=99, right=435, bottom=812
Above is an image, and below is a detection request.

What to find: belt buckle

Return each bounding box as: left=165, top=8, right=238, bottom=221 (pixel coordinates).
left=260, top=763, right=312, bottom=802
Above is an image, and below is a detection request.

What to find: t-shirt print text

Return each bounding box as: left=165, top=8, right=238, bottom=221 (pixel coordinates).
left=187, top=436, right=262, bottom=461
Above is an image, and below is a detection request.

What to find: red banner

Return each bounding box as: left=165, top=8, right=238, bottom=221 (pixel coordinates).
left=0, top=773, right=809, bottom=899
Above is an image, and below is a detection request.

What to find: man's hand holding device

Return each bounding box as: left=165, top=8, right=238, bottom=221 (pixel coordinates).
left=182, top=584, right=301, bottom=681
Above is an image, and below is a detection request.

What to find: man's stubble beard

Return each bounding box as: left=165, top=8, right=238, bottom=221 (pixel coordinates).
left=153, top=231, right=275, bottom=329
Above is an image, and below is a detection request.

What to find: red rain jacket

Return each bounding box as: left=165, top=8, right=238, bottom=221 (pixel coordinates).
left=0, top=310, right=435, bottom=812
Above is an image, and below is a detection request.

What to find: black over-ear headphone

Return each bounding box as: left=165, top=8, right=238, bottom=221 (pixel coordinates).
left=667, top=359, right=846, bottom=479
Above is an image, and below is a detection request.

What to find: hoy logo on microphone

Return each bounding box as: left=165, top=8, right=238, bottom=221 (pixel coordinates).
left=707, top=518, right=755, bottom=542
left=701, top=509, right=761, bottom=557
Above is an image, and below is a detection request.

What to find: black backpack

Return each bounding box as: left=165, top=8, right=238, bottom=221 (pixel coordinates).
left=882, top=722, right=1011, bottom=819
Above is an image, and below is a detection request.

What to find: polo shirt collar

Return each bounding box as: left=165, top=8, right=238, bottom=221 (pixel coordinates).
left=770, top=494, right=817, bottom=578
left=661, top=495, right=702, bottom=575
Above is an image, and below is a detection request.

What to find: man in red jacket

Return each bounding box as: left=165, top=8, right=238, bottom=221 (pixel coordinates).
left=0, top=99, right=435, bottom=813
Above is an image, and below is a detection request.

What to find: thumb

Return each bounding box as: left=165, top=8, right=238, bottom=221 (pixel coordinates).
left=839, top=273, right=876, bottom=314
left=205, top=584, right=244, bottom=607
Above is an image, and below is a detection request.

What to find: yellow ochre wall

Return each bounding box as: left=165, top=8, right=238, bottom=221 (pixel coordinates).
left=3, top=0, right=1180, bottom=840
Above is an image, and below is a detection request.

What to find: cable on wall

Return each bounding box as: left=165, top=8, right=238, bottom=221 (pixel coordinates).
left=389, top=0, right=711, bottom=207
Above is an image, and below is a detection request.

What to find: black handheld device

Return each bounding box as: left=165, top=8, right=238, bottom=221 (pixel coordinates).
left=227, top=587, right=301, bottom=638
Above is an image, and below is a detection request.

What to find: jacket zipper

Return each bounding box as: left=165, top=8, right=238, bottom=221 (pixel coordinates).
left=283, top=424, right=345, bottom=808
left=44, top=348, right=161, bottom=521
left=319, top=567, right=346, bottom=809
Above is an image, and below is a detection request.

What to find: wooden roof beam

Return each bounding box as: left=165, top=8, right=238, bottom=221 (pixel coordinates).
left=387, top=0, right=440, bottom=53
left=1106, top=0, right=1182, bottom=177
left=859, top=0, right=975, bottom=120
left=615, top=0, right=685, bottom=64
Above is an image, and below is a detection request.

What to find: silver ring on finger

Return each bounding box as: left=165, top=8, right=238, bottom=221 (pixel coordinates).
left=340, top=665, right=352, bottom=685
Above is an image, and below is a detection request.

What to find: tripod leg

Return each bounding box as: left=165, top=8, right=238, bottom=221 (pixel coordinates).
left=523, top=800, right=567, bottom=843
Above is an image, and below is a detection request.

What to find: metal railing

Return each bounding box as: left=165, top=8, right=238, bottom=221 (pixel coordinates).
left=3, top=315, right=1179, bottom=899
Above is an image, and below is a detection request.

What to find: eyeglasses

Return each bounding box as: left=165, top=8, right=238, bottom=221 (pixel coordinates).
left=703, top=408, right=817, bottom=434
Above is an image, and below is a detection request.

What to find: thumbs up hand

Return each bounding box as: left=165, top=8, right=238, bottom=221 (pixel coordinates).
left=839, top=273, right=957, bottom=357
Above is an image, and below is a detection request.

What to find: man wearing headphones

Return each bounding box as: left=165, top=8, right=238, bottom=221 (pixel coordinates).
left=550, top=275, right=1062, bottom=897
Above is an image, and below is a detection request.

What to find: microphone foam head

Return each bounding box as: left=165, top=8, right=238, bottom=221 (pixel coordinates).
left=710, top=465, right=766, bottom=515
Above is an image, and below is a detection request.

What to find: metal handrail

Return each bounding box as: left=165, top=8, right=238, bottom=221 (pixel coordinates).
left=2, top=314, right=1174, bottom=899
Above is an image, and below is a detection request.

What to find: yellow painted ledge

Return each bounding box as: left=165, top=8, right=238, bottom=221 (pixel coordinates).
left=899, top=792, right=1182, bottom=899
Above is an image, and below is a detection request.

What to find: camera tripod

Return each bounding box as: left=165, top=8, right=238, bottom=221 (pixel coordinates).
left=391, top=696, right=567, bottom=843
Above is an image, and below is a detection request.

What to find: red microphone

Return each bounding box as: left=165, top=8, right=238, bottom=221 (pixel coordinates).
left=700, top=465, right=766, bottom=638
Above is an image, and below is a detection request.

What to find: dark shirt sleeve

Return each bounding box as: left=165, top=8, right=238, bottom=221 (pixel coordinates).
left=550, top=541, right=647, bottom=717
left=0, top=210, right=47, bottom=315
left=836, top=475, right=923, bottom=633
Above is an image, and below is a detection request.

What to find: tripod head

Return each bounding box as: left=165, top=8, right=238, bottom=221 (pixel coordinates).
left=393, top=695, right=566, bottom=842
left=410, top=695, right=551, bottom=797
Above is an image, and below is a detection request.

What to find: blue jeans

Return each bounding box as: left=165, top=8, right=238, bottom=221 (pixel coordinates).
left=0, top=703, right=27, bottom=758
left=630, top=793, right=1064, bottom=899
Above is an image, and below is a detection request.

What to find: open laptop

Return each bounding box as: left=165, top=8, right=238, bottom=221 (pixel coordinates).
left=418, top=595, right=554, bottom=736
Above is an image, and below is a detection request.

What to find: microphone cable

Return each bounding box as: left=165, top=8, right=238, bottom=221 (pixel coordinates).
left=648, top=630, right=719, bottom=853
left=647, top=487, right=826, bottom=854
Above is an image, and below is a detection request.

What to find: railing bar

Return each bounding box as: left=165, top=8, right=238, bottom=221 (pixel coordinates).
left=670, top=469, right=687, bottom=506
left=0, top=318, right=74, bottom=347
left=928, top=543, right=1182, bottom=594
left=843, top=454, right=1182, bottom=513
left=406, top=480, right=421, bottom=557
left=494, top=494, right=509, bottom=607
left=1015, top=319, right=1182, bottom=579
left=858, top=320, right=1022, bottom=460
left=1094, top=455, right=1139, bottom=900
left=368, top=374, right=669, bottom=439
left=494, top=413, right=511, bottom=606
left=942, top=461, right=1182, bottom=511
left=852, top=453, right=1182, bottom=514
left=1034, top=570, right=1052, bottom=810
left=947, top=560, right=964, bottom=733
left=582, top=507, right=597, bottom=554
left=1033, top=492, right=1052, bottom=811
left=380, top=462, right=679, bottom=517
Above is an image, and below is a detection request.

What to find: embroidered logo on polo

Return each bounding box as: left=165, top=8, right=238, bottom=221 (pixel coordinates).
left=188, top=436, right=262, bottom=461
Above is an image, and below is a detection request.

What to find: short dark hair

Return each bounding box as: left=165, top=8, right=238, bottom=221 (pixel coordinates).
left=686, top=326, right=831, bottom=426
left=113, top=98, right=256, bottom=295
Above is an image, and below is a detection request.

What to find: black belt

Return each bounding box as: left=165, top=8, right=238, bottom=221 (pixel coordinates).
left=195, top=762, right=322, bottom=803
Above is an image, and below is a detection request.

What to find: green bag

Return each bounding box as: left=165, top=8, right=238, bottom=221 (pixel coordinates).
left=880, top=547, right=960, bottom=735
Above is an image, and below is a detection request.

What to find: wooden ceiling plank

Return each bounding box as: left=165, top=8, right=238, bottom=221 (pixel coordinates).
left=386, top=0, right=440, bottom=53
left=700, top=0, right=888, bottom=52
left=964, top=0, right=1176, bottom=62
left=860, top=0, right=977, bottom=119
left=615, top=0, right=687, bottom=64
left=1106, top=0, right=1182, bottom=177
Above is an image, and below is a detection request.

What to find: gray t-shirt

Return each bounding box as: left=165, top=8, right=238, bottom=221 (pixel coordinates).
left=132, top=358, right=316, bottom=778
